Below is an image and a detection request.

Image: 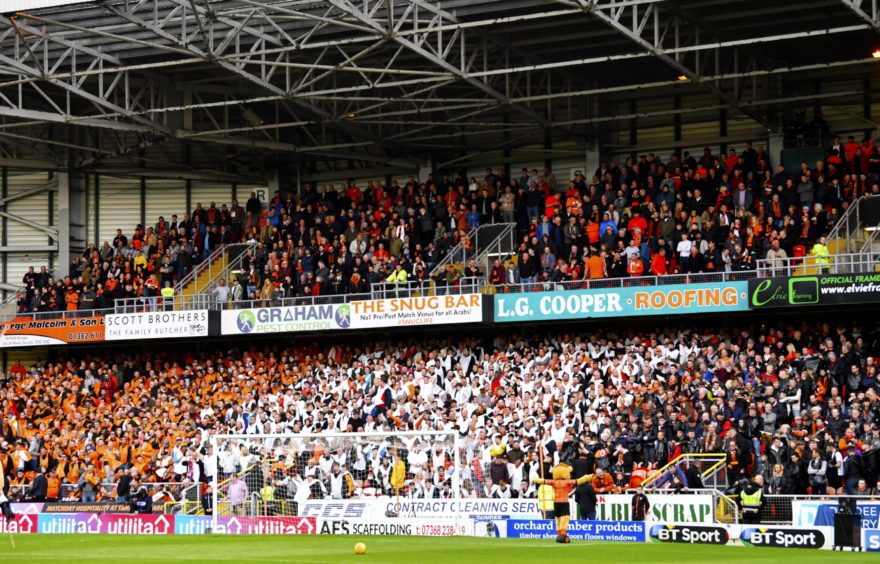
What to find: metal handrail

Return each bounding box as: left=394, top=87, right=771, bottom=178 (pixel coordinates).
left=197, top=243, right=257, bottom=300
left=369, top=277, right=485, bottom=300
left=2, top=307, right=113, bottom=320
left=714, top=491, right=741, bottom=525
left=827, top=194, right=878, bottom=254
left=7, top=480, right=192, bottom=503
left=640, top=453, right=727, bottom=490
left=755, top=251, right=880, bottom=277
left=3, top=268, right=55, bottom=305
left=429, top=227, right=479, bottom=278
left=228, top=293, right=368, bottom=310
left=429, top=222, right=518, bottom=278
left=474, top=223, right=517, bottom=273
left=494, top=271, right=757, bottom=294
left=860, top=225, right=880, bottom=254
left=175, top=242, right=256, bottom=294
left=11, top=250, right=875, bottom=319
left=175, top=245, right=227, bottom=292
left=113, top=293, right=217, bottom=313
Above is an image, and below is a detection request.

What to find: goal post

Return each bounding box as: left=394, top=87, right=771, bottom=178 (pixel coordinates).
left=210, top=430, right=462, bottom=534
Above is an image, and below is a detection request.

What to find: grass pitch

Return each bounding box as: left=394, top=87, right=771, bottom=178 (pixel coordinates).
left=0, top=534, right=870, bottom=563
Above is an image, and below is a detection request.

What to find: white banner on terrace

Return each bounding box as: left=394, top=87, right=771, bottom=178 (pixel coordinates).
left=350, top=294, right=482, bottom=329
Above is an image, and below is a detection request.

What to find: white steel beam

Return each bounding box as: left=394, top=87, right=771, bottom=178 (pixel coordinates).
left=838, top=0, right=880, bottom=29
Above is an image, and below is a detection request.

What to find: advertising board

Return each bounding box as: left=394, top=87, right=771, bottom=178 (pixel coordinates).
left=35, top=514, right=316, bottom=536
left=221, top=304, right=351, bottom=335
left=792, top=500, right=880, bottom=528
left=748, top=272, right=880, bottom=309
left=298, top=495, right=713, bottom=523
left=318, top=518, right=465, bottom=536
left=105, top=310, right=209, bottom=340
left=0, top=315, right=104, bottom=347
left=739, top=526, right=829, bottom=549
left=36, top=513, right=174, bottom=535
left=864, top=529, right=880, bottom=552
left=350, top=294, right=482, bottom=329
left=649, top=524, right=729, bottom=545
left=494, top=282, right=749, bottom=322
left=505, top=519, right=646, bottom=542
left=0, top=514, right=37, bottom=534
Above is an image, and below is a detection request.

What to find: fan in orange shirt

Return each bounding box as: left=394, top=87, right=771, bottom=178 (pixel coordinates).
left=650, top=249, right=669, bottom=276
left=587, top=252, right=606, bottom=279
left=627, top=253, right=644, bottom=277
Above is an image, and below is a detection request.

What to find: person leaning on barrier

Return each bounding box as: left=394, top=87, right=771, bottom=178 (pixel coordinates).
left=739, top=477, right=764, bottom=524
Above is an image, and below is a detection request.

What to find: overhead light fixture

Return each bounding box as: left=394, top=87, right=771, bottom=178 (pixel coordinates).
left=873, top=49, right=880, bottom=59
left=347, top=112, right=357, bottom=118
left=677, top=75, right=689, bottom=81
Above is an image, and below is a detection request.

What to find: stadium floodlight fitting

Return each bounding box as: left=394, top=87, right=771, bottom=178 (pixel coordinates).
left=347, top=112, right=357, bottom=118
left=873, top=49, right=880, bottom=59
left=242, top=108, right=263, bottom=127
left=677, top=75, right=689, bottom=81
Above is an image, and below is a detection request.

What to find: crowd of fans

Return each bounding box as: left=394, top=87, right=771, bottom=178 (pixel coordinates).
left=1, top=317, right=878, bottom=506
left=14, top=136, right=880, bottom=314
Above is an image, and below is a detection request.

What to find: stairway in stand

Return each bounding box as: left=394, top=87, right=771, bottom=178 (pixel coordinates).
left=176, top=249, right=231, bottom=307
left=184, top=252, right=228, bottom=295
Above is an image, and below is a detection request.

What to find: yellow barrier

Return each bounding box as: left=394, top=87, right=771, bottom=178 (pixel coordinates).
left=640, top=452, right=727, bottom=490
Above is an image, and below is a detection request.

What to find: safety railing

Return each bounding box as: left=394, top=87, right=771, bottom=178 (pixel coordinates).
left=6, top=484, right=30, bottom=502
left=860, top=225, right=880, bottom=253
left=2, top=268, right=55, bottom=306
left=640, top=453, right=728, bottom=491
left=429, top=228, right=479, bottom=278
left=56, top=481, right=191, bottom=502
left=429, top=223, right=516, bottom=278
left=755, top=251, right=880, bottom=278
left=494, top=271, right=756, bottom=295
left=3, top=481, right=192, bottom=503
left=759, top=494, right=877, bottom=525
left=1, top=307, right=113, bottom=320
left=473, top=223, right=518, bottom=271
left=369, top=277, right=485, bottom=300
left=113, top=293, right=217, bottom=314
left=12, top=251, right=874, bottom=321
left=827, top=194, right=878, bottom=254
left=713, top=490, right=741, bottom=525
left=229, top=292, right=369, bottom=310
left=161, top=482, right=204, bottom=515
left=174, top=242, right=256, bottom=295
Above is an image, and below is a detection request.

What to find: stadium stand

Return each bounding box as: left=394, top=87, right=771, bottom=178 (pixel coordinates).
left=1, top=318, right=878, bottom=505
left=13, top=140, right=880, bottom=315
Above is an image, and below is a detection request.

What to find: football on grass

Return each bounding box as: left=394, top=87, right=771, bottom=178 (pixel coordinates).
left=354, top=543, right=367, bottom=555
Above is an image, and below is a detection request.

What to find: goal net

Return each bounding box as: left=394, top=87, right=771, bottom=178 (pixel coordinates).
left=210, top=431, right=462, bottom=535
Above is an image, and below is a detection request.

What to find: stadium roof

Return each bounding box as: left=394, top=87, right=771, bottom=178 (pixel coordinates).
left=0, top=0, right=878, bottom=180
